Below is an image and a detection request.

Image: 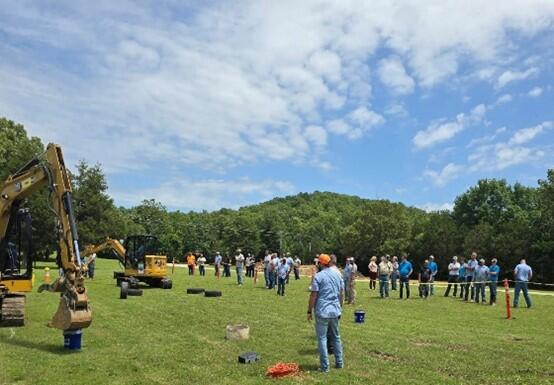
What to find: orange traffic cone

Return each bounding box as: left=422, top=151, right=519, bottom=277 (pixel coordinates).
left=44, top=267, right=51, bottom=283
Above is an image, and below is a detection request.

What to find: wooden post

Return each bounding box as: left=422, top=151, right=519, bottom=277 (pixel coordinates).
left=504, top=279, right=511, bottom=320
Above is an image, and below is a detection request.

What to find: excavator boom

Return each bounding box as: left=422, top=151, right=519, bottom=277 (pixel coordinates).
left=0, top=143, right=91, bottom=330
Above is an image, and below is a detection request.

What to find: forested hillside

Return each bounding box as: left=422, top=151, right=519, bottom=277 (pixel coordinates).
left=2, top=118, right=553, bottom=282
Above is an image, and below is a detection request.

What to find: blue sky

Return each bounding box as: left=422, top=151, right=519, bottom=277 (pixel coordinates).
left=1, top=1, right=553, bottom=211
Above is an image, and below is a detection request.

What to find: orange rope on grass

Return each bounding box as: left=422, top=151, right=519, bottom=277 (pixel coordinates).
left=266, top=362, right=300, bottom=377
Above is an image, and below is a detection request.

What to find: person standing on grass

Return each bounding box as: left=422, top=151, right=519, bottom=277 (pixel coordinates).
left=277, top=258, right=290, bottom=296
left=197, top=253, right=207, bottom=276
left=263, top=251, right=271, bottom=287
left=307, top=254, right=344, bottom=373
left=343, top=259, right=352, bottom=304
left=473, top=258, right=489, bottom=304
left=235, top=249, right=245, bottom=286
left=286, top=253, right=294, bottom=284
left=458, top=257, right=466, bottom=299
left=428, top=255, right=438, bottom=296
left=391, top=256, right=399, bottom=291
left=214, top=252, right=223, bottom=278
left=87, top=252, right=97, bottom=279
left=348, top=257, right=358, bottom=304
left=419, top=260, right=432, bottom=299
left=186, top=252, right=196, bottom=276
left=293, top=255, right=302, bottom=280
left=268, top=253, right=278, bottom=289
left=223, top=255, right=232, bottom=277
left=378, top=256, right=392, bottom=298
left=245, top=253, right=252, bottom=278
left=398, top=255, right=413, bottom=299
left=488, top=258, right=500, bottom=306
left=464, top=252, right=478, bottom=301
left=368, top=256, right=378, bottom=290
left=444, top=256, right=460, bottom=297
left=513, top=259, right=533, bottom=308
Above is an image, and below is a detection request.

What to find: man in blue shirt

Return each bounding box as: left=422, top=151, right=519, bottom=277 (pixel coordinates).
left=214, top=252, right=222, bottom=278
left=458, top=257, right=466, bottom=298
left=398, top=255, right=413, bottom=299
left=343, top=260, right=352, bottom=304
left=277, top=258, right=290, bottom=296
left=513, top=259, right=533, bottom=308
left=488, top=258, right=500, bottom=306
left=428, top=255, right=438, bottom=296
left=473, top=259, right=489, bottom=304
left=464, top=252, right=478, bottom=301
left=307, top=254, right=344, bottom=373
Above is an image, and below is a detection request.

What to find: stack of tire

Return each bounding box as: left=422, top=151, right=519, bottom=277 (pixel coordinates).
left=120, top=282, right=143, bottom=299
left=186, top=288, right=222, bottom=297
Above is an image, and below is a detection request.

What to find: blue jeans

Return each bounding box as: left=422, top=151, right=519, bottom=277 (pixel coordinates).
left=268, top=270, right=275, bottom=289
left=277, top=277, right=286, bottom=295
left=514, top=281, right=532, bottom=308
left=391, top=272, right=398, bottom=290
left=464, top=276, right=474, bottom=300
left=489, top=281, right=497, bottom=304
left=315, top=316, right=343, bottom=372
left=379, top=275, right=389, bottom=298
left=199, top=265, right=205, bottom=276
left=474, top=282, right=486, bottom=303
left=264, top=267, right=269, bottom=286
left=399, top=276, right=410, bottom=299
left=236, top=267, right=243, bottom=285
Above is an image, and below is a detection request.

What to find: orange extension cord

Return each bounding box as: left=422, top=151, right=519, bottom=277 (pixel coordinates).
left=266, top=362, right=300, bottom=377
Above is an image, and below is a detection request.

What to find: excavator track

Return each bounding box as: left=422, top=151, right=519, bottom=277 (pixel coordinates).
left=0, top=294, right=25, bottom=327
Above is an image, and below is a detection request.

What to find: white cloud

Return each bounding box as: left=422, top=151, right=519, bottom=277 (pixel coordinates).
left=384, top=103, right=409, bottom=117
left=509, top=121, right=552, bottom=145
left=496, top=67, right=539, bottom=88
left=468, top=121, right=551, bottom=171
left=413, top=104, right=487, bottom=149
left=112, top=177, right=295, bottom=211
left=377, top=56, right=415, bottom=94
left=495, top=94, right=513, bottom=105
left=424, top=163, right=464, bottom=187
left=418, top=202, right=454, bottom=212
left=304, top=125, right=327, bottom=147
left=0, top=1, right=552, bottom=176
left=527, top=86, right=543, bottom=97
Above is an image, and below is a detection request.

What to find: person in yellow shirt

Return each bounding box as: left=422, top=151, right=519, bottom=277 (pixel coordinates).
left=186, top=252, right=196, bottom=275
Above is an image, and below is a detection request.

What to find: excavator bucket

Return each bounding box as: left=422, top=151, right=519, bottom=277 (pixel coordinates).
left=49, top=296, right=92, bottom=330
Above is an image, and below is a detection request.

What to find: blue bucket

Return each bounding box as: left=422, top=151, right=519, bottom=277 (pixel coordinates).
left=63, top=329, right=82, bottom=350
left=354, top=310, right=365, bottom=323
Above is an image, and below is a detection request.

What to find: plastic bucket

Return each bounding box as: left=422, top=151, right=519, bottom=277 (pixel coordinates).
left=63, top=329, right=83, bottom=350
left=354, top=310, right=365, bottom=323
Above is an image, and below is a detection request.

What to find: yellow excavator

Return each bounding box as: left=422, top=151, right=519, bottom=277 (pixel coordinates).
left=0, top=143, right=92, bottom=329
left=82, top=235, right=172, bottom=290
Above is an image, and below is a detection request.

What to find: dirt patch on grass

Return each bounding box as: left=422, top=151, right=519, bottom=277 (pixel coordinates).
left=369, top=350, right=400, bottom=362
left=507, top=335, right=527, bottom=342
left=412, top=339, right=437, bottom=348
left=446, top=343, right=468, bottom=352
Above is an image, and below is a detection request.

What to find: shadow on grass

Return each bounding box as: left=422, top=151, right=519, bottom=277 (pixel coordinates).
left=298, top=348, right=318, bottom=355
left=0, top=335, right=72, bottom=355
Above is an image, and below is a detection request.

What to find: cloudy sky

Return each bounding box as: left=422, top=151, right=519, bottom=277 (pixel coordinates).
left=1, top=1, right=553, bottom=211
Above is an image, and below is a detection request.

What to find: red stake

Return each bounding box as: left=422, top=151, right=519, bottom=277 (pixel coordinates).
left=504, top=279, right=511, bottom=320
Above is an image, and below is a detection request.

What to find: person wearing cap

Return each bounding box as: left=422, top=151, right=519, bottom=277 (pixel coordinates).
left=348, top=257, right=357, bottom=304
left=307, top=254, right=344, bottom=373
left=368, top=256, right=378, bottom=290
left=488, top=258, right=500, bottom=305
left=391, top=256, right=399, bottom=291
left=293, top=255, right=302, bottom=280
left=197, top=253, right=207, bottom=276
left=398, top=255, right=413, bottom=299
left=473, top=258, right=489, bottom=304
left=277, top=258, right=290, bottom=296
left=513, top=259, right=533, bottom=308
left=428, top=255, right=438, bottom=296
left=235, top=249, right=245, bottom=286
left=444, top=256, right=460, bottom=297
left=418, top=260, right=432, bottom=299
left=464, top=252, right=478, bottom=301
left=214, top=252, right=223, bottom=278
left=263, top=251, right=271, bottom=287
left=378, top=256, right=392, bottom=298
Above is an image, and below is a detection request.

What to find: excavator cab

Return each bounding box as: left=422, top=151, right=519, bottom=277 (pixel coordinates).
left=0, top=207, right=33, bottom=284
left=123, top=235, right=161, bottom=271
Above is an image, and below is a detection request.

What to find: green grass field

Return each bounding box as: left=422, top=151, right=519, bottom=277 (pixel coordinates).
left=1, top=259, right=553, bottom=385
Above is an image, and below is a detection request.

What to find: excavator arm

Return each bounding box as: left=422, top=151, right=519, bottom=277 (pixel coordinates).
left=0, top=143, right=92, bottom=330
left=82, top=238, right=126, bottom=266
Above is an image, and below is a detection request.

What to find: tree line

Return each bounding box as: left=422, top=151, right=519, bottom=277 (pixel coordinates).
left=2, top=117, right=553, bottom=283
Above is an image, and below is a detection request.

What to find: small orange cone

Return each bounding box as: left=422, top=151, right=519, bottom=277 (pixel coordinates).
left=44, top=267, right=51, bottom=283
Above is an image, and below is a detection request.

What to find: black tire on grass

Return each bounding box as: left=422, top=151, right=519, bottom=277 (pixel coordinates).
left=204, top=290, right=222, bottom=297
left=128, top=288, right=143, bottom=296
left=162, top=279, right=173, bottom=289
left=120, top=282, right=129, bottom=299
left=187, top=288, right=205, bottom=294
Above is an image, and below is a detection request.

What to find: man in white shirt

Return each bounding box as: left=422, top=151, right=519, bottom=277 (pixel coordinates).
left=235, top=249, right=245, bottom=286
left=197, top=254, right=207, bottom=276
left=444, top=256, right=460, bottom=297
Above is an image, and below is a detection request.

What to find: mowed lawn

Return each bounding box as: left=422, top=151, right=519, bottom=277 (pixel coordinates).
left=1, top=259, right=554, bottom=385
